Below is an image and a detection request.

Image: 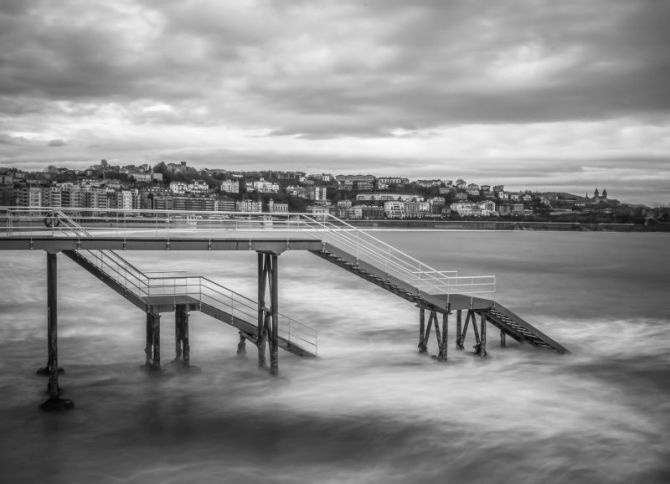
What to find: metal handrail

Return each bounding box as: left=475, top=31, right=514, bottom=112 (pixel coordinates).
left=0, top=207, right=495, bottom=295
left=299, top=214, right=496, bottom=295
left=28, top=208, right=318, bottom=353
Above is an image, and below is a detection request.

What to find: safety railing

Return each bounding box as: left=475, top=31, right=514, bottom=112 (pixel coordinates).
left=297, top=214, right=497, bottom=296
left=0, top=207, right=314, bottom=236
left=0, top=207, right=495, bottom=296
left=144, top=275, right=318, bottom=354
left=10, top=208, right=318, bottom=353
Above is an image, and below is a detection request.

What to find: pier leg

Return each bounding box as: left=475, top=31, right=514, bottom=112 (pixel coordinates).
left=423, top=312, right=433, bottom=354
left=174, top=305, right=183, bottom=361
left=237, top=332, right=247, bottom=356
left=500, top=331, right=506, bottom=348
left=39, top=251, right=73, bottom=411
left=456, top=310, right=463, bottom=350
left=182, top=310, right=190, bottom=367
left=37, top=252, right=64, bottom=377
left=436, top=311, right=448, bottom=361
left=172, top=304, right=195, bottom=372
left=269, top=253, right=279, bottom=376
left=152, top=313, right=161, bottom=371
left=470, top=311, right=481, bottom=354
left=257, top=253, right=267, bottom=369
left=418, top=308, right=427, bottom=353
left=141, top=312, right=154, bottom=369
left=478, top=312, right=487, bottom=357
left=257, top=252, right=279, bottom=374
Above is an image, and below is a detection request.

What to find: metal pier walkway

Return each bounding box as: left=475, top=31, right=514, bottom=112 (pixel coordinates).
left=0, top=207, right=567, bottom=410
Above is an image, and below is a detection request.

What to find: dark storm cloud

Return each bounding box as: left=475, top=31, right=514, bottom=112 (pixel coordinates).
left=248, top=0, right=670, bottom=135
left=1, top=0, right=669, bottom=134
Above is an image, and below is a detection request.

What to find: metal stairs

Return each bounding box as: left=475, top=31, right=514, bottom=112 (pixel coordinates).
left=55, top=211, right=317, bottom=357
left=303, top=215, right=568, bottom=354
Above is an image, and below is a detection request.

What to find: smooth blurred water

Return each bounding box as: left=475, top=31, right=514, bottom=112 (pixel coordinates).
left=0, top=231, right=668, bottom=483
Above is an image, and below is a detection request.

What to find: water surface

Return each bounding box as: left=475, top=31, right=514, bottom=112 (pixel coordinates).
left=0, top=231, right=668, bottom=483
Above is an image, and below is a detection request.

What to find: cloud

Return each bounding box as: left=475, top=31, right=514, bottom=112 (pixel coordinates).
left=0, top=0, right=669, bottom=203
left=48, top=139, right=66, bottom=147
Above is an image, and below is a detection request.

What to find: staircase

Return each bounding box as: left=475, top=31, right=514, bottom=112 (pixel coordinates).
left=54, top=211, right=318, bottom=357
left=301, top=214, right=568, bottom=354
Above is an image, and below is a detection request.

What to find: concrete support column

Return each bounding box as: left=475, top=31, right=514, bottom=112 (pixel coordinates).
left=40, top=251, right=73, bottom=411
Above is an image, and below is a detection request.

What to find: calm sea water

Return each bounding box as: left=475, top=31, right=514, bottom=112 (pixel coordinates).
left=0, top=231, right=668, bottom=483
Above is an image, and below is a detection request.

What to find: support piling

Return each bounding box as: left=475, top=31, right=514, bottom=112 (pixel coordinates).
left=478, top=311, right=487, bottom=357
left=418, top=307, right=427, bottom=353
left=39, top=251, right=73, bottom=411
left=257, top=252, right=279, bottom=375
left=456, top=309, right=463, bottom=350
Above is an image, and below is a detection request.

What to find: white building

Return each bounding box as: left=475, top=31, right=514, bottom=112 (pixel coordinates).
left=169, top=181, right=187, bottom=194
left=220, top=180, right=240, bottom=193
left=308, top=185, right=328, bottom=202
left=251, top=178, right=279, bottom=193
left=117, top=190, right=137, bottom=210
left=187, top=181, right=209, bottom=193
left=384, top=201, right=405, bottom=219
left=236, top=200, right=262, bottom=212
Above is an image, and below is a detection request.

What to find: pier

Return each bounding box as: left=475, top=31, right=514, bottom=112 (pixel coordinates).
left=0, top=208, right=568, bottom=410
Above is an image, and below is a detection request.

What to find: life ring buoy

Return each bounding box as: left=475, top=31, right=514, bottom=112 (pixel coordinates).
left=44, top=215, right=61, bottom=228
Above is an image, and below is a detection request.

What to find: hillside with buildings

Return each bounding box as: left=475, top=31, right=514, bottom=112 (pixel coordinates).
left=0, top=161, right=664, bottom=226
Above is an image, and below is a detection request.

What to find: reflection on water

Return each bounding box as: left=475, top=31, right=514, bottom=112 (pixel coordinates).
left=0, top=232, right=669, bottom=483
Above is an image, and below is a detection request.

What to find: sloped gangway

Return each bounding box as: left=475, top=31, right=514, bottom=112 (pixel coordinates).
left=0, top=207, right=567, bottom=410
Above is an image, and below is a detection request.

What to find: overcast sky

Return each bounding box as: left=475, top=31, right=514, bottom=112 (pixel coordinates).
left=1, top=0, right=669, bottom=204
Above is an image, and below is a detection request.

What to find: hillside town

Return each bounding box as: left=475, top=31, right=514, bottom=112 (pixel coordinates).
left=0, top=160, right=664, bottom=224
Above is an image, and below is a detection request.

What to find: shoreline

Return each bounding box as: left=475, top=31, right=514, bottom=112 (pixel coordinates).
left=347, top=219, right=670, bottom=232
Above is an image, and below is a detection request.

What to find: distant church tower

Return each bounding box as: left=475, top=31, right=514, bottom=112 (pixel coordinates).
left=594, top=188, right=600, bottom=199
left=602, top=188, right=608, bottom=199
